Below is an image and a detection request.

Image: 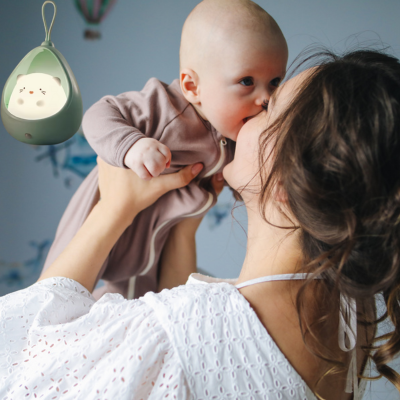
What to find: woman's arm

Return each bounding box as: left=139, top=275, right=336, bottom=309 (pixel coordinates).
left=158, top=173, right=225, bottom=291
left=158, top=216, right=202, bottom=291
left=38, top=202, right=132, bottom=292
left=38, top=158, right=204, bottom=292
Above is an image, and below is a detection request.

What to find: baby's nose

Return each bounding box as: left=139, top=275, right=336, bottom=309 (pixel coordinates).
left=255, top=90, right=271, bottom=106
left=29, top=91, right=34, bottom=94
left=255, top=95, right=269, bottom=106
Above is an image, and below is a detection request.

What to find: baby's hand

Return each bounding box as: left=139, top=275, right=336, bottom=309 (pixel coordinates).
left=124, top=138, right=171, bottom=180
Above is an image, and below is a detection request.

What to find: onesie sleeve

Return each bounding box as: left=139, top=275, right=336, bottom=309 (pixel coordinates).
left=82, top=78, right=179, bottom=168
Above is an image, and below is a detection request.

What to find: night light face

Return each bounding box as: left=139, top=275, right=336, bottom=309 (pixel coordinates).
left=8, top=73, right=67, bottom=120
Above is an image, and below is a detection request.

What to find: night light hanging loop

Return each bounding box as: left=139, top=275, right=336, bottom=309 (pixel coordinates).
left=42, top=1, right=57, bottom=44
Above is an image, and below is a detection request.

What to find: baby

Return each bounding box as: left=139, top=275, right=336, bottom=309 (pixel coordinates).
left=41, top=0, right=288, bottom=299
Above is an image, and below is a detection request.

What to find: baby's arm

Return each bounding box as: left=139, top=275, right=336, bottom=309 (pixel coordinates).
left=82, top=79, right=173, bottom=177
left=158, top=173, right=225, bottom=291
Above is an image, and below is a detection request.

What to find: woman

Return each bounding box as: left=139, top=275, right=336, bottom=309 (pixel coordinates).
left=1, top=49, right=400, bottom=400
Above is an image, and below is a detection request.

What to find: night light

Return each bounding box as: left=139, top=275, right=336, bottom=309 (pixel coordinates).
left=1, top=1, right=83, bottom=145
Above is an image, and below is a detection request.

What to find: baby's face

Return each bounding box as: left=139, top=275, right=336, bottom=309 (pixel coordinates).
left=196, top=38, right=287, bottom=142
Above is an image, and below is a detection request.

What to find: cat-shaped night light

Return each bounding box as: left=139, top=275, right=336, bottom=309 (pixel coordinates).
left=8, top=73, right=67, bottom=120
left=1, top=1, right=82, bottom=145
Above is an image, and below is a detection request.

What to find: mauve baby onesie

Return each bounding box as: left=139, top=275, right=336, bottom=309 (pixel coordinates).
left=41, top=78, right=235, bottom=299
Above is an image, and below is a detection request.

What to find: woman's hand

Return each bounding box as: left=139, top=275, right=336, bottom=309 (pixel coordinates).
left=97, top=157, right=204, bottom=223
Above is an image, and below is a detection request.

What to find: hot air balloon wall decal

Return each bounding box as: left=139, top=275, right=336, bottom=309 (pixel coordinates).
left=1, top=1, right=83, bottom=145
left=74, top=0, right=118, bottom=40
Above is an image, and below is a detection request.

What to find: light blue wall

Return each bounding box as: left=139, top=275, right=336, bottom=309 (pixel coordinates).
left=0, top=1, right=399, bottom=398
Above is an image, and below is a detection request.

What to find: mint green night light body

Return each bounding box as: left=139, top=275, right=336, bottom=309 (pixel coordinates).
left=1, top=1, right=82, bottom=145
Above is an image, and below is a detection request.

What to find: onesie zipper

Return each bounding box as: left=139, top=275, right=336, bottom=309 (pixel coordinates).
left=127, top=138, right=227, bottom=299
left=204, top=138, right=227, bottom=177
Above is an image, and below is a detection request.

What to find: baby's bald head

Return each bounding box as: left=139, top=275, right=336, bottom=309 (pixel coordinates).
left=179, top=0, right=288, bottom=142
left=180, top=0, right=287, bottom=74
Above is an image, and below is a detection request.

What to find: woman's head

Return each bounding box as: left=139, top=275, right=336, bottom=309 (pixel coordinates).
left=263, top=50, right=400, bottom=292
left=227, top=48, right=400, bottom=392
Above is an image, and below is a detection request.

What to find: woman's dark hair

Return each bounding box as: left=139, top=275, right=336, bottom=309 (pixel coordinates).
left=258, top=49, right=400, bottom=395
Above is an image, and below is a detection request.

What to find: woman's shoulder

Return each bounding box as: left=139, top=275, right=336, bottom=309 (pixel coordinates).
left=142, top=274, right=316, bottom=400
left=142, top=273, right=241, bottom=318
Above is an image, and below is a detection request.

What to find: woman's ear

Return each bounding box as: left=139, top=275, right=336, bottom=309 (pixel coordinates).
left=274, top=180, right=288, bottom=203
left=180, top=68, right=201, bottom=105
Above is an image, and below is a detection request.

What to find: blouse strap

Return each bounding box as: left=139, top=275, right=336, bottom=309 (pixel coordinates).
left=235, top=273, right=319, bottom=289
left=339, top=293, right=359, bottom=398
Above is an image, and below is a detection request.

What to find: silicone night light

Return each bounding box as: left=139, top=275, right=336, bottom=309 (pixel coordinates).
left=1, top=1, right=83, bottom=145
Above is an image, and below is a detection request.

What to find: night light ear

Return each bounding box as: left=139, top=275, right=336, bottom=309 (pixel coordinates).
left=16, top=74, right=25, bottom=82
left=53, top=77, right=61, bottom=86
left=180, top=68, right=200, bottom=104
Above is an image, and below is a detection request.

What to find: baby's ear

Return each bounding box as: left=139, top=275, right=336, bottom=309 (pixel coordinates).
left=180, top=68, right=200, bottom=104
left=53, top=77, right=61, bottom=86
left=16, top=74, right=25, bottom=82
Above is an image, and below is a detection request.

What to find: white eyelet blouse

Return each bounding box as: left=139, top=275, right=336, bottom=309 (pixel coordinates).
left=0, top=275, right=369, bottom=399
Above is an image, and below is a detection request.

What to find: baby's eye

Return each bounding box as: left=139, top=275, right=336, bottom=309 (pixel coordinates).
left=239, top=77, right=254, bottom=87
left=270, top=78, right=281, bottom=88
left=262, top=100, right=269, bottom=111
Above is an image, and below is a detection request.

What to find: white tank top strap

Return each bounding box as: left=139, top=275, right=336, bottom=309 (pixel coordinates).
left=235, top=273, right=359, bottom=399
left=235, top=273, right=317, bottom=289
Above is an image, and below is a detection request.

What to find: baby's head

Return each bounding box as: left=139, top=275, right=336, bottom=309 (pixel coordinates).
left=179, top=0, right=288, bottom=141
